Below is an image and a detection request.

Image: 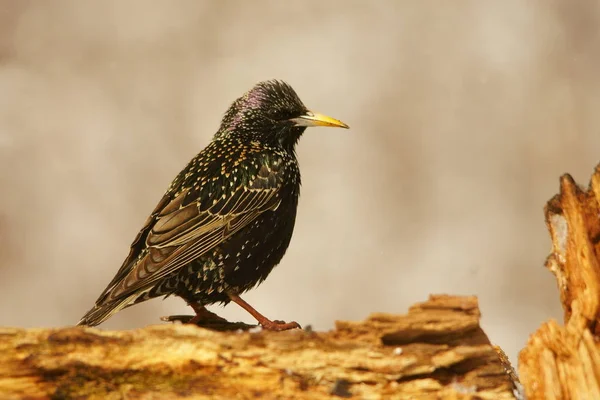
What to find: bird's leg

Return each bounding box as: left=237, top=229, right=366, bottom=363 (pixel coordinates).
left=227, top=292, right=301, bottom=331
left=187, top=302, right=228, bottom=325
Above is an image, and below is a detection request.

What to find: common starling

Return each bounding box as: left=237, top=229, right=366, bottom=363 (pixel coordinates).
left=78, top=80, right=348, bottom=331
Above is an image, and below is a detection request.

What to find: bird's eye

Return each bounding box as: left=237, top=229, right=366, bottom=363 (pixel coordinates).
left=267, top=109, right=288, bottom=121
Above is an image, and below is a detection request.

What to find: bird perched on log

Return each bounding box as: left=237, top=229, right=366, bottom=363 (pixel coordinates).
left=78, top=80, right=349, bottom=331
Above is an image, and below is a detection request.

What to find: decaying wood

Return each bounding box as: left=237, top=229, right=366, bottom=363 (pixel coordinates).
left=519, top=166, right=600, bottom=399
left=0, top=295, right=518, bottom=399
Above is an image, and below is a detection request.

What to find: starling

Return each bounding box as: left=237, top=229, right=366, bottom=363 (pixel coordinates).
left=78, top=80, right=348, bottom=331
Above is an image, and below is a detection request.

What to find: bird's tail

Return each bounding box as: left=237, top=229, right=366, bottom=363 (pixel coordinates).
left=77, top=294, right=137, bottom=327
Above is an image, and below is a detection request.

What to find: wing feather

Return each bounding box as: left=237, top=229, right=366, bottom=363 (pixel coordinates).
left=102, top=163, right=284, bottom=304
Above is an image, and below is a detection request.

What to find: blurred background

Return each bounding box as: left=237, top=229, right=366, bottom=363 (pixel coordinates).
left=1, top=1, right=599, bottom=365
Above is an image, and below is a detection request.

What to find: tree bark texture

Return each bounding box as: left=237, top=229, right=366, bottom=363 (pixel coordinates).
left=1, top=295, right=518, bottom=399
left=519, top=165, right=600, bottom=399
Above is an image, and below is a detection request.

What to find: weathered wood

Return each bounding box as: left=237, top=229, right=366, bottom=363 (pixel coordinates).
left=0, top=295, right=517, bottom=399
left=519, top=166, right=600, bottom=399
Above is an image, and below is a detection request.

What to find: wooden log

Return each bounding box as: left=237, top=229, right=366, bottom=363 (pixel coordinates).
left=519, top=166, right=600, bottom=399
left=0, top=295, right=518, bottom=399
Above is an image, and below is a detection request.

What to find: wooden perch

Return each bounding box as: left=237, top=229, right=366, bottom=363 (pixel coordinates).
left=519, top=165, right=600, bottom=399
left=0, top=295, right=518, bottom=399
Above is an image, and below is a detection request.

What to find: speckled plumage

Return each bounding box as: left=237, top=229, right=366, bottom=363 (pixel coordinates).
left=78, top=80, right=348, bottom=329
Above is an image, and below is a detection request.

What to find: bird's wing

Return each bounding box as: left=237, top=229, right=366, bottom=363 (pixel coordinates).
left=97, top=159, right=285, bottom=305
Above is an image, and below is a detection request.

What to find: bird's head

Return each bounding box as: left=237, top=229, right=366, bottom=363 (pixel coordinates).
left=216, top=80, right=349, bottom=151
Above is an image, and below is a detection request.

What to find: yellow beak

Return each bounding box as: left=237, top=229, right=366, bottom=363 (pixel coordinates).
left=291, top=111, right=349, bottom=129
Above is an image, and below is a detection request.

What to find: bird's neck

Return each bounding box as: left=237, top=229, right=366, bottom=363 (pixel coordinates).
left=278, top=126, right=305, bottom=155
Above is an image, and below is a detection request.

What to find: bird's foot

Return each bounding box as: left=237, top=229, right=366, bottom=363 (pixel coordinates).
left=188, top=309, right=228, bottom=325
left=259, top=319, right=301, bottom=331
left=161, top=314, right=257, bottom=331
left=226, top=292, right=302, bottom=331
left=187, top=303, right=229, bottom=325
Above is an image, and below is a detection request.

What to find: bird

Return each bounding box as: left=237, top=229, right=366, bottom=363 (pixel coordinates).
left=77, top=80, right=349, bottom=331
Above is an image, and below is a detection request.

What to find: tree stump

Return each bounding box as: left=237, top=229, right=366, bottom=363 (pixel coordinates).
left=519, top=166, right=600, bottom=399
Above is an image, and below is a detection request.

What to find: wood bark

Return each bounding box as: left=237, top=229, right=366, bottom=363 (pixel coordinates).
left=1, top=295, right=518, bottom=399
left=519, top=165, right=600, bottom=399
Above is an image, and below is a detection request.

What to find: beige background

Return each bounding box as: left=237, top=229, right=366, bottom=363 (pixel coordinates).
left=2, top=1, right=599, bottom=364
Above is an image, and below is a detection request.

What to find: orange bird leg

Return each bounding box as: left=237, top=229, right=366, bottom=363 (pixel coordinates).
left=187, top=303, right=228, bottom=325
left=227, top=292, right=301, bottom=331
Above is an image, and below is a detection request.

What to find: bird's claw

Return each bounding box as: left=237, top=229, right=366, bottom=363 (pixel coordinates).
left=260, top=319, right=301, bottom=331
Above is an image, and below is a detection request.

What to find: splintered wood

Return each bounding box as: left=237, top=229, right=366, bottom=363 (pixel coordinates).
left=0, top=295, right=518, bottom=399
left=519, top=166, right=600, bottom=399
